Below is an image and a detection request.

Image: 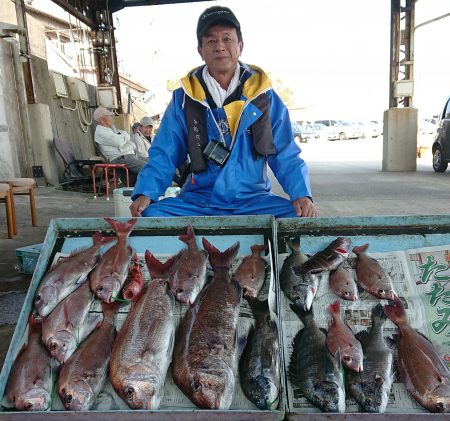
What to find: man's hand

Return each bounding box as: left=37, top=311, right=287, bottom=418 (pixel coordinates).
left=293, top=197, right=317, bottom=218
left=130, top=196, right=151, bottom=217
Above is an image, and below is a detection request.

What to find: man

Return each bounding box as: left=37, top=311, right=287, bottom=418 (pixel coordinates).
left=93, top=106, right=147, bottom=183
left=130, top=116, right=153, bottom=161
left=130, top=6, right=317, bottom=218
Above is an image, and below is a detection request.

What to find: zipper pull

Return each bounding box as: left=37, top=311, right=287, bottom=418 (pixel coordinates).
left=191, top=173, right=196, bottom=185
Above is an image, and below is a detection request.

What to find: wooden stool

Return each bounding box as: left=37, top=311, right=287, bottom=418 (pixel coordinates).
left=1, top=178, right=37, bottom=234
left=92, top=163, right=130, bottom=200
left=0, top=183, right=16, bottom=239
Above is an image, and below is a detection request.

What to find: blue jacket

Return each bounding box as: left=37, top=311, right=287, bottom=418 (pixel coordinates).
left=132, top=63, right=312, bottom=209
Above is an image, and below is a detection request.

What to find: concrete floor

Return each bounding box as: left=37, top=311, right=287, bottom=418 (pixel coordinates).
left=0, top=140, right=449, bottom=370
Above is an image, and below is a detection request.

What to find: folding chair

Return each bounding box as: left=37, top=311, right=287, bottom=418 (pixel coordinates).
left=53, top=137, right=104, bottom=192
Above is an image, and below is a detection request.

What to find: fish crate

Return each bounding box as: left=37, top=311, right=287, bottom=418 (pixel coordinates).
left=276, top=215, right=450, bottom=420
left=14, top=243, right=43, bottom=274
left=0, top=215, right=286, bottom=420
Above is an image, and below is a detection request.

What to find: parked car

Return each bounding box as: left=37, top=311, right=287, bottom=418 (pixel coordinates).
left=313, top=119, right=362, bottom=140
left=291, top=121, right=312, bottom=144
left=432, top=97, right=450, bottom=172
left=356, top=120, right=382, bottom=138
left=312, top=123, right=328, bottom=138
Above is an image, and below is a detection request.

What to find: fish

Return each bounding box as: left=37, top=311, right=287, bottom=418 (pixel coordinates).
left=326, top=300, right=363, bottom=373
left=239, top=297, right=280, bottom=410
left=90, top=217, right=137, bottom=303
left=384, top=296, right=450, bottom=413
left=280, top=237, right=308, bottom=300
left=352, top=244, right=397, bottom=300
left=57, top=301, right=120, bottom=411
left=5, top=315, right=54, bottom=411
left=42, top=280, right=101, bottom=364
left=234, top=244, right=268, bottom=299
left=34, top=231, right=106, bottom=317
left=300, top=237, right=351, bottom=275
left=169, top=224, right=208, bottom=304
left=109, top=251, right=177, bottom=410
left=122, top=254, right=144, bottom=301
left=347, top=304, right=394, bottom=413
left=289, top=304, right=345, bottom=413
left=172, top=238, right=241, bottom=410
left=329, top=263, right=358, bottom=301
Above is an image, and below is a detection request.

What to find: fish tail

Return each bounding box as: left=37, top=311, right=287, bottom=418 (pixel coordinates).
left=179, top=224, right=195, bottom=245
left=101, top=301, right=121, bottom=322
left=286, top=237, right=300, bottom=252
left=145, top=250, right=179, bottom=278
left=104, top=217, right=138, bottom=239
left=247, top=297, right=269, bottom=318
left=28, top=313, right=42, bottom=334
left=372, top=303, right=387, bottom=324
left=202, top=238, right=240, bottom=269
left=250, top=244, right=268, bottom=255
left=352, top=243, right=369, bottom=255
left=289, top=303, right=313, bottom=324
left=383, top=295, right=407, bottom=326
left=328, top=300, right=340, bottom=318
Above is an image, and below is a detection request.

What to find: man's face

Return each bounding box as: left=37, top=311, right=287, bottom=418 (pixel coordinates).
left=198, top=24, right=243, bottom=76
left=100, top=115, right=113, bottom=128
left=140, top=125, right=153, bottom=137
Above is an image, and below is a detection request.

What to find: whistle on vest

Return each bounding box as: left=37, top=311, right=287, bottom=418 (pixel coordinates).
left=202, top=139, right=231, bottom=167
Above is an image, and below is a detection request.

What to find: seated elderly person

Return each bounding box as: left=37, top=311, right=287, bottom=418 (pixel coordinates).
left=130, top=116, right=154, bottom=161
left=93, top=107, right=147, bottom=183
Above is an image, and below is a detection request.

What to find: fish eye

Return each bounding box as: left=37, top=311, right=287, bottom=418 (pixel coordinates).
left=97, top=285, right=104, bottom=293
left=365, top=397, right=373, bottom=406
left=124, top=387, right=134, bottom=399
left=24, top=402, right=33, bottom=411
left=50, top=342, right=58, bottom=350
left=378, top=289, right=385, bottom=295
left=435, top=402, right=445, bottom=412
left=343, top=291, right=349, bottom=296
left=191, top=382, right=201, bottom=392
left=343, top=356, right=351, bottom=362
left=175, top=288, right=184, bottom=295
left=36, top=294, right=41, bottom=301
left=65, top=394, right=73, bottom=403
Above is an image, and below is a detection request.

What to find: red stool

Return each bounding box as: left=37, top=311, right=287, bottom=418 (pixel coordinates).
left=92, top=163, right=129, bottom=200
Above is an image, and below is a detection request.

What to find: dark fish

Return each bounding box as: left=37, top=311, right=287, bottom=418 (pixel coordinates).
left=122, top=254, right=144, bottom=301
left=352, top=244, right=397, bottom=300
left=34, top=232, right=106, bottom=317
left=42, top=280, right=100, bottom=364
left=329, top=263, right=358, bottom=301
left=109, top=251, right=177, bottom=410
left=90, top=218, right=137, bottom=303
left=300, top=237, right=351, bottom=275
left=169, top=224, right=208, bottom=304
left=234, top=244, right=268, bottom=299
left=6, top=315, right=54, bottom=411
left=172, top=239, right=241, bottom=409
left=384, top=296, right=450, bottom=413
left=58, top=301, right=120, bottom=411
left=326, top=301, right=363, bottom=373
left=347, top=304, right=394, bottom=413
left=239, top=297, right=280, bottom=410
left=280, top=237, right=308, bottom=302
left=289, top=304, right=345, bottom=413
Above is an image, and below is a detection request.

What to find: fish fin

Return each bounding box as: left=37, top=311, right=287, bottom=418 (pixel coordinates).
left=236, top=331, right=248, bottom=359
left=104, top=217, right=137, bottom=239
left=329, top=300, right=341, bottom=318
left=201, top=238, right=240, bottom=269
left=383, top=296, right=407, bottom=326
left=246, top=297, right=269, bottom=319
left=145, top=250, right=178, bottom=278
left=179, top=224, right=195, bottom=245
left=250, top=243, right=268, bottom=255
left=355, top=329, right=369, bottom=347
left=63, top=302, right=73, bottom=329
left=289, top=330, right=304, bottom=383
left=101, top=301, right=121, bottom=322
left=286, top=237, right=300, bottom=253
left=289, top=303, right=313, bottom=324
left=352, top=243, right=369, bottom=255
left=291, top=265, right=303, bottom=276
left=27, top=313, right=42, bottom=334
left=384, top=335, right=397, bottom=351
left=92, top=231, right=115, bottom=246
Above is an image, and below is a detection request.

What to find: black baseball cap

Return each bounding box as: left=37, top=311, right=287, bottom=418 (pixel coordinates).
left=196, top=6, right=240, bottom=43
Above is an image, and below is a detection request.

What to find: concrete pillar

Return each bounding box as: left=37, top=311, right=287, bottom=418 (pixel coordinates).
left=27, top=103, right=59, bottom=186
left=382, top=107, right=418, bottom=171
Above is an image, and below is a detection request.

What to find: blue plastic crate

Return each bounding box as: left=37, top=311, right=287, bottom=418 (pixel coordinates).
left=15, top=243, right=43, bottom=274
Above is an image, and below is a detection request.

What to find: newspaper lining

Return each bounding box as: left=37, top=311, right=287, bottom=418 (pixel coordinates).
left=280, top=243, right=450, bottom=414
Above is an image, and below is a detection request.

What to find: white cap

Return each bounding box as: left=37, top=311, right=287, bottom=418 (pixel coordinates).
left=140, top=116, right=154, bottom=127
left=93, top=106, right=114, bottom=122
